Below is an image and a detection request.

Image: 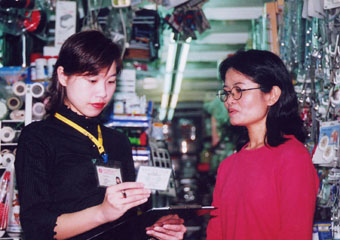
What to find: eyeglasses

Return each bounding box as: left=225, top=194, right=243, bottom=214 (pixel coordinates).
left=217, top=86, right=262, bottom=102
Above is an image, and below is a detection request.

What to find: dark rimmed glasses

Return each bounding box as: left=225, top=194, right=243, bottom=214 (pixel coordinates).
left=217, top=86, right=262, bottom=102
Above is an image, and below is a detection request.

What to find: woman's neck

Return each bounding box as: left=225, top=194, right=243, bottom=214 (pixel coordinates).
left=246, top=122, right=267, bottom=150
left=64, top=100, right=84, bottom=117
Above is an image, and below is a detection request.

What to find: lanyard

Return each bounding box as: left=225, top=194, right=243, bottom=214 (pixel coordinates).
left=54, top=112, right=108, bottom=163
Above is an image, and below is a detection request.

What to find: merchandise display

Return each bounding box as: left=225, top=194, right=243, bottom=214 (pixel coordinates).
left=0, top=67, right=46, bottom=239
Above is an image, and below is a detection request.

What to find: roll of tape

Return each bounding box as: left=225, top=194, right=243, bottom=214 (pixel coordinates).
left=2, top=153, right=15, bottom=167
left=31, top=82, right=45, bottom=98
left=0, top=149, right=11, bottom=155
left=9, top=110, right=25, bottom=121
left=32, top=102, right=46, bottom=119
left=12, top=81, right=27, bottom=97
left=0, top=101, right=8, bottom=120
left=6, top=96, right=23, bottom=111
left=0, top=126, right=16, bottom=143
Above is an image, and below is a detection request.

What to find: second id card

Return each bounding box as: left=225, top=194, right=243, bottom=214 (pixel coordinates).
left=136, top=166, right=172, bottom=191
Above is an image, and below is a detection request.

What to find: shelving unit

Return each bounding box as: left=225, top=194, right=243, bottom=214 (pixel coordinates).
left=105, top=113, right=151, bottom=128
left=0, top=82, right=41, bottom=239
left=105, top=113, right=152, bottom=171
left=149, top=140, right=177, bottom=197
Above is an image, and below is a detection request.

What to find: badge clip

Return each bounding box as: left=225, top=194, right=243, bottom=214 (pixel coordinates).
left=102, top=153, right=108, bottom=163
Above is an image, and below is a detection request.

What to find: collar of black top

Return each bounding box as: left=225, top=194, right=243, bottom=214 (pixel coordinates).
left=55, top=104, right=101, bottom=128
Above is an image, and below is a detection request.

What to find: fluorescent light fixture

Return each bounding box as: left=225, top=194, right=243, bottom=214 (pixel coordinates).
left=167, top=38, right=191, bottom=120
left=171, top=40, right=190, bottom=96
left=169, top=93, right=179, bottom=109
left=172, top=72, right=184, bottom=96
left=159, top=108, right=167, bottom=121
left=160, top=93, right=170, bottom=109
left=167, top=108, right=175, bottom=122
left=163, top=72, right=173, bottom=95
left=159, top=93, right=170, bottom=120
left=159, top=33, right=177, bottom=121
left=177, top=39, right=191, bottom=73
left=160, top=36, right=191, bottom=121
left=165, top=35, right=177, bottom=72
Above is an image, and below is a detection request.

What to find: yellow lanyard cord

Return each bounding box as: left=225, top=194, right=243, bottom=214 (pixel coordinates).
left=54, top=113, right=106, bottom=157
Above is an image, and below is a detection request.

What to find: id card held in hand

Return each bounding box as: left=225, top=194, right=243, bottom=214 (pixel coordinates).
left=136, top=166, right=172, bottom=191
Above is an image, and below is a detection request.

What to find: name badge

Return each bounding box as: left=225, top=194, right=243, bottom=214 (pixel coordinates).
left=93, top=159, right=123, bottom=187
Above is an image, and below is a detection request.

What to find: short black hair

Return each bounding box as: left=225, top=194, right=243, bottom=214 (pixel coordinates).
left=219, top=49, right=306, bottom=151
left=45, top=30, right=122, bottom=115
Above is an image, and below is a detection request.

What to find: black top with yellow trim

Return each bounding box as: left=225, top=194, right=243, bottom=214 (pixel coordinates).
left=15, top=105, right=140, bottom=240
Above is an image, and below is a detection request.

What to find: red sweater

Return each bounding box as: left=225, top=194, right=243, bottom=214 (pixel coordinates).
left=206, top=136, right=319, bottom=240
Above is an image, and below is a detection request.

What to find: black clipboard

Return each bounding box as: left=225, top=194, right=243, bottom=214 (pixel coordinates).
left=132, top=205, right=216, bottom=230
left=87, top=205, right=216, bottom=240
left=141, top=205, right=215, bottom=219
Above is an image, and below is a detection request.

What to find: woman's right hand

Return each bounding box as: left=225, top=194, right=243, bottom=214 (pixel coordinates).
left=99, top=182, right=151, bottom=223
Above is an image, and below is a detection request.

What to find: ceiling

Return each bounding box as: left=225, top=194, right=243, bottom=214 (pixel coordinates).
left=136, top=0, right=270, bottom=104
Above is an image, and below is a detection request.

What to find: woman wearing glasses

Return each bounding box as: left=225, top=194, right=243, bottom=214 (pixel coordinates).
left=206, top=50, right=319, bottom=240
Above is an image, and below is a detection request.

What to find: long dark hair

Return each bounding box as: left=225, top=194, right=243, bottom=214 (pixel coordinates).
left=45, top=30, right=122, bottom=115
left=219, top=49, right=306, bottom=151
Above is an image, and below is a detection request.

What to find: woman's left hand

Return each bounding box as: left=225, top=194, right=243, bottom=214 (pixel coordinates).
left=145, top=214, right=186, bottom=240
